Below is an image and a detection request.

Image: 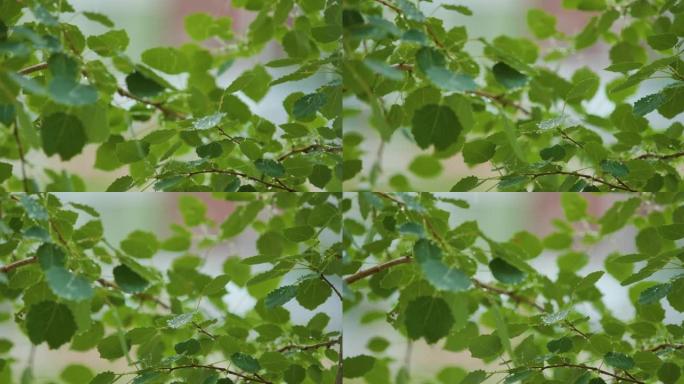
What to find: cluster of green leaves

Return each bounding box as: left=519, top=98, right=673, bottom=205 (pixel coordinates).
left=0, top=192, right=343, bottom=383
left=0, top=0, right=342, bottom=192
left=342, top=0, right=684, bottom=192
left=343, top=192, right=684, bottom=383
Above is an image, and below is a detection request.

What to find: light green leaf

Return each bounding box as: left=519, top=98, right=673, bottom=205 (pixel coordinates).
left=45, top=267, right=93, bottom=301
left=141, top=47, right=189, bottom=74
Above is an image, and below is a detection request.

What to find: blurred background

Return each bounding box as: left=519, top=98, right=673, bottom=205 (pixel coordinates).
left=345, top=0, right=684, bottom=191
left=20, top=0, right=329, bottom=190
left=344, top=193, right=682, bottom=382
left=0, top=193, right=341, bottom=382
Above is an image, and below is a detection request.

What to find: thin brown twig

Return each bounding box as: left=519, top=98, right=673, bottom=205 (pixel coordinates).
left=649, top=343, right=684, bottom=353
left=467, top=90, right=531, bottom=116
left=278, top=337, right=340, bottom=353
left=472, top=278, right=545, bottom=312
left=344, top=255, right=412, bottom=284
left=0, top=256, right=37, bottom=273
left=156, top=364, right=272, bottom=384
left=277, top=144, right=342, bottom=161
left=162, top=169, right=296, bottom=192
left=116, top=87, right=186, bottom=119
left=636, top=151, right=684, bottom=160
left=531, top=364, right=643, bottom=384
left=524, top=171, right=636, bottom=192
left=320, top=274, right=343, bottom=301
left=18, top=63, right=48, bottom=75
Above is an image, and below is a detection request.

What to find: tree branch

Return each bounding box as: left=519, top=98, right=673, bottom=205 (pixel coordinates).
left=636, top=151, right=684, bottom=161
left=649, top=343, right=684, bottom=353
left=116, top=87, right=186, bottom=119
left=472, top=278, right=545, bottom=312
left=18, top=63, right=48, bottom=75
left=278, top=337, right=341, bottom=353
left=16, top=63, right=187, bottom=119
left=159, top=169, right=296, bottom=192
left=320, top=274, right=343, bottom=301
left=156, top=364, right=272, bottom=384
left=344, top=255, right=412, bottom=284
left=532, top=364, right=644, bottom=384
left=0, top=256, right=37, bottom=273
left=524, top=171, right=636, bottom=192
left=277, top=144, right=342, bottom=161
left=467, top=90, right=531, bottom=116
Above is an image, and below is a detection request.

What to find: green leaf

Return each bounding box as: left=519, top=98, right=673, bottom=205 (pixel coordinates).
left=106, top=176, right=134, bottom=192
left=638, top=283, right=671, bottom=305
left=633, top=92, right=668, bottom=116
left=576, top=271, right=604, bottom=292
left=259, top=352, right=289, bottom=372
left=414, top=239, right=471, bottom=292
left=184, top=13, right=214, bottom=41
left=364, top=59, right=404, bottom=81
left=120, top=230, right=158, bottom=259
left=255, top=159, right=286, bottom=178
left=26, top=301, right=77, bottom=349
left=113, top=265, right=149, bottom=293
left=561, top=193, right=587, bottom=221
left=658, top=224, right=684, bottom=240
left=527, top=8, right=556, bottom=39
left=41, top=113, right=87, bottom=161
left=292, top=93, right=327, bottom=120
left=37, top=243, right=66, bottom=270
left=411, top=104, right=462, bottom=151
left=547, top=337, right=573, bottom=353
left=0, top=162, right=11, bottom=183
left=469, top=334, right=502, bottom=359
left=489, top=258, right=525, bottom=284
left=265, top=285, right=298, bottom=308
left=45, top=267, right=94, bottom=301
left=225, top=66, right=272, bottom=102
left=540, top=145, right=566, bottom=161
left=459, top=370, right=487, bottom=384
left=295, top=278, right=331, bottom=309
left=493, top=62, right=528, bottom=89
left=425, top=67, right=477, bottom=92
left=116, top=141, right=150, bottom=163
left=658, top=362, right=681, bottom=384
left=443, top=4, right=472, bottom=15
left=451, top=176, right=479, bottom=191
left=409, top=155, right=443, bottom=178
left=309, top=165, right=332, bottom=188
left=600, top=160, right=629, bottom=178
left=125, top=71, right=164, bottom=98
left=604, top=352, right=635, bottom=370
left=646, top=33, right=677, bottom=50
left=203, top=274, right=231, bottom=296
left=61, top=364, right=94, bottom=384
left=404, top=296, right=454, bottom=343
left=87, top=30, right=129, bottom=56
left=141, top=47, right=189, bottom=74
left=283, top=226, right=315, bottom=242
left=462, top=140, right=496, bottom=165
left=82, top=11, right=114, bottom=27
left=174, top=339, right=200, bottom=355
left=343, top=355, right=376, bottom=378
left=89, top=372, right=116, bottom=384
left=178, top=195, right=206, bottom=226
left=231, top=353, right=261, bottom=373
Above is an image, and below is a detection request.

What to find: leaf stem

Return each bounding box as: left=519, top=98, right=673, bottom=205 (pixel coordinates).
left=12, top=121, right=30, bottom=192
left=0, top=256, right=37, bottom=273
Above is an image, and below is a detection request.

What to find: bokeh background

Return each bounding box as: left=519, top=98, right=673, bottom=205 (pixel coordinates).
left=0, top=193, right=341, bottom=382
left=344, top=193, right=682, bottom=382
left=345, top=0, right=684, bottom=191
left=20, top=0, right=329, bottom=190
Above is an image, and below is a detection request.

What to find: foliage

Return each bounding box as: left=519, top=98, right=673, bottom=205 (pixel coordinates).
left=342, top=0, right=684, bottom=192
left=0, top=0, right=342, bottom=192
left=343, top=192, right=684, bottom=383
left=0, top=192, right=343, bottom=383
